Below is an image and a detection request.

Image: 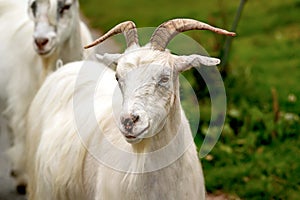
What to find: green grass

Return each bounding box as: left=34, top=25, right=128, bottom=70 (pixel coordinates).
left=79, top=0, right=300, bottom=199
left=203, top=136, right=300, bottom=199
left=79, top=0, right=235, bottom=32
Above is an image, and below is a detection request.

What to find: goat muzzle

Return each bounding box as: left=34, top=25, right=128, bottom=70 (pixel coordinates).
left=121, top=113, right=140, bottom=133
left=34, top=37, right=49, bottom=49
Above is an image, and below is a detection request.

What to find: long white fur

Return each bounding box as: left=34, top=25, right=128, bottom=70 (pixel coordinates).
left=0, top=0, right=93, bottom=189
left=26, top=61, right=116, bottom=199
left=26, top=44, right=207, bottom=199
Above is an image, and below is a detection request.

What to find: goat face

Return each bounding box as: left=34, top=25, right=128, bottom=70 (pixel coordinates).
left=28, top=0, right=78, bottom=56
left=87, top=19, right=234, bottom=143
left=115, top=49, right=176, bottom=144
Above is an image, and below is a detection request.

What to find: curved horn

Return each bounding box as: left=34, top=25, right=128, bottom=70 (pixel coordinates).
left=150, top=18, right=236, bottom=51
left=84, top=21, right=139, bottom=49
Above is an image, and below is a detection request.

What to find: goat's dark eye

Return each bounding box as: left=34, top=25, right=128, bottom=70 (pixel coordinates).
left=30, top=1, right=37, bottom=17
left=115, top=74, right=119, bottom=82
left=159, top=76, right=169, bottom=83
left=58, top=3, right=71, bottom=15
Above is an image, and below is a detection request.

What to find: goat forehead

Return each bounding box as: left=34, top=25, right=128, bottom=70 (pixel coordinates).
left=118, top=65, right=173, bottom=91
left=34, top=0, right=75, bottom=9
left=32, top=0, right=55, bottom=4
left=49, top=0, right=75, bottom=9
left=117, top=49, right=173, bottom=74
left=57, top=0, right=74, bottom=5
left=45, top=0, right=73, bottom=4
left=33, top=0, right=76, bottom=25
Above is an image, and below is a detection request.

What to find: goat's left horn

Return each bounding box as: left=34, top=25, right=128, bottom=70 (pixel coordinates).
left=150, top=18, right=236, bottom=51
left=84, top=21, right=139, bottom=49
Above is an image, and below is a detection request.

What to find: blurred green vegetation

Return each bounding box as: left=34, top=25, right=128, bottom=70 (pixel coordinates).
left=79, top=0, right=300, bottom=199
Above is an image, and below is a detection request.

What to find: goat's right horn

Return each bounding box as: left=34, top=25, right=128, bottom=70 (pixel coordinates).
left=84, top=21, right=139, bottom=49
left=150, top=18, right=236, bottom=51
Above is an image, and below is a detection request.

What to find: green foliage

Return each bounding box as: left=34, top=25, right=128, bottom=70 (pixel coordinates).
left=200, top=100, right=300, bottom=199
left=79, top=0, right=300, bottom=198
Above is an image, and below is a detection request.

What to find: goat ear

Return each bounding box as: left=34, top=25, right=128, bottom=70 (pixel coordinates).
left=175, top=54, right=221, bottom=72
left=96, top=53, right=122, bottom=70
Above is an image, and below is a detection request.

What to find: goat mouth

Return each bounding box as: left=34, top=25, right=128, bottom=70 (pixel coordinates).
left=123, top=125, right=150, bottom=143
left=35, top=47, right=55, bottom=56
left=125, top=135, right=136, bottom=141
left=125, top=135, right=137, bottom=139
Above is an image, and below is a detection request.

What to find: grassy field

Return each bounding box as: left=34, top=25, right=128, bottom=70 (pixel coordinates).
left=79, top=0, right=300, bottom=199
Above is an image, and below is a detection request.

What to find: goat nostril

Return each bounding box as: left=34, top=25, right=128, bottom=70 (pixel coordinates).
left=122, top=114, right=140, bottom=132
left=35, top=37, right=49, bottom=47
left=131, top=114, right=139, bottom=123
left=16, top=184, right=27, bottom=195
left=123, top=118, right=133, bottom=131
left=10, top=170, right=17, bottom=178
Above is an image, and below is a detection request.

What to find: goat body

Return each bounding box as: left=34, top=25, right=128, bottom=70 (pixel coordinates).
left=0, top=0, right=93, bottom=189
left=26, top=19, right=235, bottom=199
left=26, top=59, right=204, bottom=200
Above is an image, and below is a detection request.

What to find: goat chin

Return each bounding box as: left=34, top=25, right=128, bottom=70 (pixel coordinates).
left=0, top=0, right=93, bottom=193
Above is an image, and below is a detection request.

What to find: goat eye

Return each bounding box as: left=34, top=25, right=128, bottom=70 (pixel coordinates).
left=159, top=76, right=169, bottom=84
left=58, top=4, right=71, bottom=15
left=115, top=74, right=119, bottom=82
left=30, top=1, right=37, bottom=16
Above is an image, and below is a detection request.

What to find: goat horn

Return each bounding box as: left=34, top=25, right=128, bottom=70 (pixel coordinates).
left=150, top=18, right=236, bottom=51
left=84, top=21, right=139, bottom=49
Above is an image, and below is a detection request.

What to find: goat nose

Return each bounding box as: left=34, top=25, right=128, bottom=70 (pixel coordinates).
left=16, top=184, right=27, bottom=195
left=122, top=114, right=139, bottom=132
left=34, top=37, right=49, bottom=48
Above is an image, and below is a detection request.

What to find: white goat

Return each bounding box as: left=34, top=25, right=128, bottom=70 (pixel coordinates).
left=0, top=0, right=93, bottom=193
left=26, top=19, right=235, bottom=199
